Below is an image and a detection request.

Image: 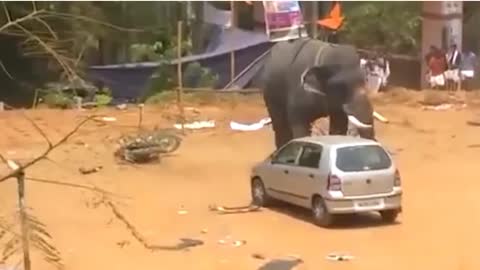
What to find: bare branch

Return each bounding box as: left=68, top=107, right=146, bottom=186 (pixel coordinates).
left=31, top=1, right=37, bottom=12
left=0, top=60, right=13, bottom=80
left=2, top=2, right=11, bottom=22
left=0, top=9, right=43, bottom=33
left=25, top=177, right=127, bottom=199
left=23, top=112, right=53, bottom=148
left=42, top=11, right=160, bottom=33
left=33, top=17, right=58, bottom=40
left=0, top=115, right=99, bottom=183
left=14, top=23, right=76, bottom=80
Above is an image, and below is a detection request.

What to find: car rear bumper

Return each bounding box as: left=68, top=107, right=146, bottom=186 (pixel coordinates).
left=324, top=193, right=402, bottom=214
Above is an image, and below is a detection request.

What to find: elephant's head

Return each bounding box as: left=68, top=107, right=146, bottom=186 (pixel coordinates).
left=300, top=64, right=375, bottom=139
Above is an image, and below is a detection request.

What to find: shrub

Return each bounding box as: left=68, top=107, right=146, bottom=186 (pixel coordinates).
left=42, top=91, right=74, bottom=109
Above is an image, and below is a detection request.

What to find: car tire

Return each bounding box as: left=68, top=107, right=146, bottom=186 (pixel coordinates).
left=380, top=209, right=399, bottom=223
left=312, top=196, right=334, bottom=227
left=251, top=178, right=271, bottom=207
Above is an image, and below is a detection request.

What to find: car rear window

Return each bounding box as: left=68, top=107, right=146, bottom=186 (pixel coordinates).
left=335, top=145, right=392, bottom=172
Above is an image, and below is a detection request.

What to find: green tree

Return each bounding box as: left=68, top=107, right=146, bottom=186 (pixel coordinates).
left=340, top=2, right=421, bottom=55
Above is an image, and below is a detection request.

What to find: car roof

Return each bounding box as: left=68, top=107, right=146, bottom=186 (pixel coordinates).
left=292, top=135, right=379, bottom=147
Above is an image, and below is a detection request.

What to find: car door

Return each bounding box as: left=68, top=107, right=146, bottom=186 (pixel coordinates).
left=265, top=141, right=303, bottom=202
left=286, top=143, right=325, bottom=208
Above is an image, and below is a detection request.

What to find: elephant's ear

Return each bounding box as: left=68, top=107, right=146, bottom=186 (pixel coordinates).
left=300, top=65, right=341, bottom=96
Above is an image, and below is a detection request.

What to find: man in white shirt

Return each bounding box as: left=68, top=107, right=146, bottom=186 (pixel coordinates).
left=445, top=44, right=461, bottom=91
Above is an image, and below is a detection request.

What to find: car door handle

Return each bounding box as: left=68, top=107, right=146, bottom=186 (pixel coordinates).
left=284, top=170, right=289, bottom=174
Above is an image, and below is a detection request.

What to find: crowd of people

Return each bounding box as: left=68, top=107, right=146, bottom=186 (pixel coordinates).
left=360, top=51, right=391, bottom=93
left=425, top=44, right=477, bottom=91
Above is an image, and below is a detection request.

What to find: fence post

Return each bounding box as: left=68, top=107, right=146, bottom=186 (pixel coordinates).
left=17, top=170, right=31, bottom=270
left=177, top=20, right=185, bottom=134
left=229, top=1, right=236, bottom=84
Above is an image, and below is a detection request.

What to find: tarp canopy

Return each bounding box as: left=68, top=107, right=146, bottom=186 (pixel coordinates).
left=87, top=27, right=272, bottom=101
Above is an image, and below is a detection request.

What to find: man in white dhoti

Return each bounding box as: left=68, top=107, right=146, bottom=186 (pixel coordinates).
left=445, top=44, right=461, bottom=91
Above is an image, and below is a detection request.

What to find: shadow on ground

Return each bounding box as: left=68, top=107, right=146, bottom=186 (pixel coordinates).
left=257, top=258, right=303, bottom=270
left=268, top=202, right=401, bottom=229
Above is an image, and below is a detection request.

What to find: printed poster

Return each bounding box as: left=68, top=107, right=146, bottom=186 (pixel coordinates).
left=262, top=0, right=308, bottom=42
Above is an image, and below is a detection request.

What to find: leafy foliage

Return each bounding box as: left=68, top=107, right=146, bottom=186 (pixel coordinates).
left=340, top=2, right=421, bottom=55
left=0, top=210, right=63, bottom=269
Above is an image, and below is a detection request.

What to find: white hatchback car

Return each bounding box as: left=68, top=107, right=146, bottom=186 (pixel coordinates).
left=250, top=136, right=402, bottom=227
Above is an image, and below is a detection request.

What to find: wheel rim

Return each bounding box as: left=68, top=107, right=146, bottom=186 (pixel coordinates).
left=253, top=181, right=264, bottom=202
left=313, top=201, right=325, bottom=219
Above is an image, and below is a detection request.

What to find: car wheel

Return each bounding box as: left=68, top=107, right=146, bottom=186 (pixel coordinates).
left=312, top=196, right=334, bottom=227
left=380, top=209, right=399, bottom=223
left=251, top=178, right=271, bottom=207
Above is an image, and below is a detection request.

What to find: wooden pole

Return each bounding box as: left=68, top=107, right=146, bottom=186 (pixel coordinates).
left=177, top=21, right=185, bottom=134
left=138, top=103, right=144, bottom=131
left=311, top=1, right=318, bottom=39
left=17, top=170, right=31, bottom=270
left=229, top=1, right=236, bottom=84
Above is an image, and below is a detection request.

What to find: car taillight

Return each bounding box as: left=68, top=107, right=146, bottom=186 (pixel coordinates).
left=394, top=169, right=401, bottom=186
left=327, top=174, right=342, bottom=191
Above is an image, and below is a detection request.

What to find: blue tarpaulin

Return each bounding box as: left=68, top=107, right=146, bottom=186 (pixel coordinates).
left=87, top=28, right=273, bottom=100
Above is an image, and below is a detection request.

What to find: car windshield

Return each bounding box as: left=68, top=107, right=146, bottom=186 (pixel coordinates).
left=335, top=145, right=392, bottom=172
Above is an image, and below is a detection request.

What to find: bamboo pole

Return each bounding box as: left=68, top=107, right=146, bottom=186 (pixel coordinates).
left=18, top=171, right=31, bottom=270
left=229, top=1, right=236, bottom=83
left=138, top=103, right=144, bottom=131
left=311, top=1, right=318, bottom=39
left=177, top=21, right=185, bottom=134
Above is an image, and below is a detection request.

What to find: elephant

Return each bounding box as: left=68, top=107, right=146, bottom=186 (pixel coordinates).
left=258, top=38, right=378, bottom=149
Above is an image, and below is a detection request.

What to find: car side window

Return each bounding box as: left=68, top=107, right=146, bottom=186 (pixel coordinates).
left=298, top=144, right=323, bottom=169
left=272, top=142, right=302, bottom=165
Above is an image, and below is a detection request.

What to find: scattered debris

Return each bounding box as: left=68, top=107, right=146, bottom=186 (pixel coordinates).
left=422, top=103, right=453, bottom=111
left=467, top=120, right=480, bottom=127
left=116, top=240, right=130, bottom=248
left=200, top=229, right=208, bottom=234
left=232, top=240, right=246, bottom=247
left=217, top=239, right=227, bottom=245
left=93, top=116, right=117, bottom=123
left=174, top=120, right=215, bottom=130
left=230, top=117, right=272, bottom=131
left=468, top=144, right=480, bottom=148
left=177, top=206, right=188, bottom=215
left=325, top=253, right=355, bottom=261
left=116, top=104, right=128, bottom=110
left=208, top=203, right=261, bottom=214
left=79, top=166, right=103, bottom=175
left=115, top=130, right=182, bottom=163
left=252, top=253, right=266, bottom=260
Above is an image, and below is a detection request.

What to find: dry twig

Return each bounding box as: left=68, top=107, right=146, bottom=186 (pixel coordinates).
left=0, top=114, right=99, bottom=183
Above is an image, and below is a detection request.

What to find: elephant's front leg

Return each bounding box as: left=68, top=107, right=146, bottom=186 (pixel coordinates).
left=329, top=110, right=348, bottom=135
left=289, top=113, right=312, bottom=139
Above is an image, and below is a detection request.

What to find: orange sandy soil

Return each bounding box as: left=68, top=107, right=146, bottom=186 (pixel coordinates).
left=1, top=90, right=480, bottom=270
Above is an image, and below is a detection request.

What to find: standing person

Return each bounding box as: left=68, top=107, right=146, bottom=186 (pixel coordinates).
left=445, top=44, right=462, bottom=91
left=376, top=51, right=391, bottom=91
left=460, top=49, right=477, bottom=91
left=426, top=46, right=448, bottom=90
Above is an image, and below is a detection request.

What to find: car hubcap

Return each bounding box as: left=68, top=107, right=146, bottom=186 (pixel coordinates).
left=314, top=202, right=324, bottom=219
left=254, top=183, right=264, bottom=201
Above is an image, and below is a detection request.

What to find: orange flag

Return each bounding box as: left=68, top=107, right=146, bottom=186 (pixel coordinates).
left=317, top=2, right=344, bottom=31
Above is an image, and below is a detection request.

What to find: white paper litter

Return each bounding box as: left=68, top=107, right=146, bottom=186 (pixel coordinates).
left=174, top=120, right=215, bottom=130
left=422, top=104, right=453, bottom=111
left=230, top=117, right=272, bottom=131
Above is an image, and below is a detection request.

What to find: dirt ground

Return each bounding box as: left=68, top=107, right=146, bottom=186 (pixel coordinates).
left=1, top=90, right=480, bottom=270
